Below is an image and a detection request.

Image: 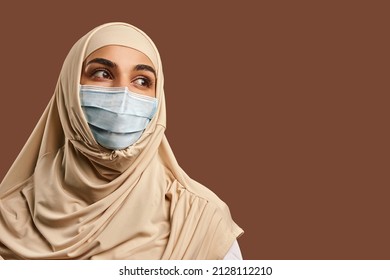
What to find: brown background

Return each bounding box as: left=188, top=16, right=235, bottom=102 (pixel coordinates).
left=0, top=1, right=389, bottom=259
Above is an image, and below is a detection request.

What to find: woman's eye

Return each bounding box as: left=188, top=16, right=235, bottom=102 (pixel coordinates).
left=92, top=69, right=112, bottom=79
left=133, top=77, right=152, bottom=88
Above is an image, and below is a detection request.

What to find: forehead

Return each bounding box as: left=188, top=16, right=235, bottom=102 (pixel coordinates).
left=85, top=45, right=155, bottom=68
left=84, top=24, right=159, bottom=71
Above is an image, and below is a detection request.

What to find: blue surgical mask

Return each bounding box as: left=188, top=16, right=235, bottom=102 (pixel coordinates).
left=79, top=85, right=158, bottom=150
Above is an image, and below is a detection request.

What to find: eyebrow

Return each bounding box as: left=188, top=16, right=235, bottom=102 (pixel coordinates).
left=85, top=58, right=156, bottom=79
left=134, top=64, right=157, bottom=79
left=86, top=58, right=116, bottom=68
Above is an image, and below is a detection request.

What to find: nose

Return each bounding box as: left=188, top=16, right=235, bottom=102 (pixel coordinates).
left=112, top=75, right=131, bottom=88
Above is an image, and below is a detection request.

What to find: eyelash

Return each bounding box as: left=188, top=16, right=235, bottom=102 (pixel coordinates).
left=89, top=68, right=154, bottom=88
left=134, top=76, right=153, bottom=88
left=90, top=68, right=113, bottom=80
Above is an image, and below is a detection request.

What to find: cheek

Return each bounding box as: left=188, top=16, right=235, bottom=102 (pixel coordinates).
left=80, top=73, right=101, bottom=86
left=80, top=73, right=88, bottom=85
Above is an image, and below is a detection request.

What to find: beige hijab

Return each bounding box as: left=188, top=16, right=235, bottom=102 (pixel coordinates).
left=0, top=22, right=243, bottom=259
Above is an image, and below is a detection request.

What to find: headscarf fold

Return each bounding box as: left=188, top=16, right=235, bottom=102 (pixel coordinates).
left=0, top=22, right=243, bottom=259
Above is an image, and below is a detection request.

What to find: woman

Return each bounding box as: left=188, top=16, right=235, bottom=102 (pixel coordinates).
left=0, top=22, right=243, bottom=259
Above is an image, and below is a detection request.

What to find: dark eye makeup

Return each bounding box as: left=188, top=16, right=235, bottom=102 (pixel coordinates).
left=133, top=75, right=154, bottom=88
left=90, top=68, right=113, bottom=80
left=84, top=66, right=155, bottom=89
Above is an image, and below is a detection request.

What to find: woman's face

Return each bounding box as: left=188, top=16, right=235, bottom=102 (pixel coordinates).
left=80, top=45, right=157, bottom=97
